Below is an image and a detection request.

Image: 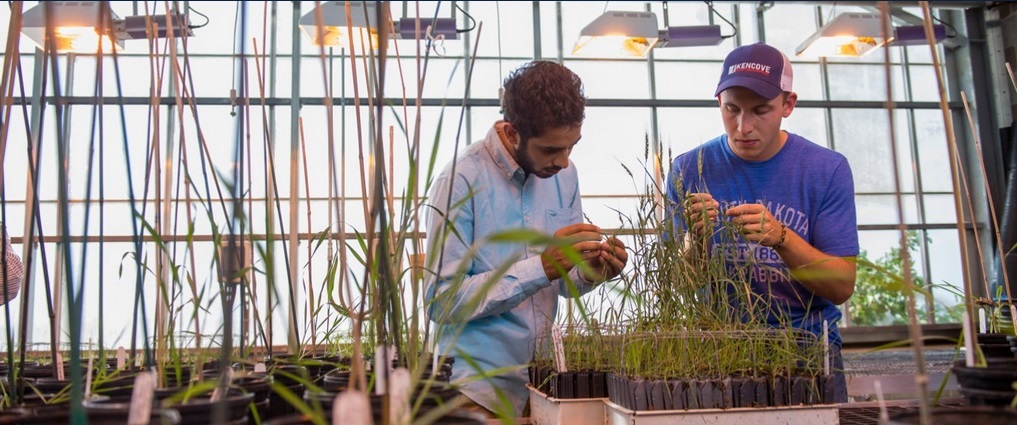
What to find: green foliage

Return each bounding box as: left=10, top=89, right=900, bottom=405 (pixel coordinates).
left=849, top=231, right=963, bottom=326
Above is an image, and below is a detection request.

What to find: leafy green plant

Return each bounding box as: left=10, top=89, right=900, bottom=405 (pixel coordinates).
left=849, top=231, right=964, bottom=326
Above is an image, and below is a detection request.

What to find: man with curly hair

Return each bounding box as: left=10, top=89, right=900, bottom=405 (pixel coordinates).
left=425, top=61, right=628, bottom=418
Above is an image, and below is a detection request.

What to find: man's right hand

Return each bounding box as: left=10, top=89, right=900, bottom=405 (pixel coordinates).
left=684, top=192, right=720, bottom=236
left=541, top=223, right=603, bottom=281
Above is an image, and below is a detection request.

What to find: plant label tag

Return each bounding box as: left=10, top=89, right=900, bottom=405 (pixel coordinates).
left=333, top=389, right=371, bottom=425
left=962, top=311, right=975, bottom=367
left=823, top=319, right=830, bottom=376
left=117, top=347, right=126, bottom=370
left=374, top=345, right=396, bottom=396
left=128, top=370, right=156, bottom=425
left=978, top=308, right=987, bottom=334
left=254, top=362, right=267, bottom=373
left=1011, top=305, right=1017, bottom=332
left=551, top=325, right=568, bottom=373
left=211, top=368, right=234, bottom=401
left=56, top=353, right=65, bottom=381
left=85, top=349, right=95, bottom=399
left=390, top=368, right=411, bottom=424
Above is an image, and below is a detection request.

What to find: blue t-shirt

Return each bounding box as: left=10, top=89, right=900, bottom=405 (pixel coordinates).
left=666, top=132, right=859, bottom=345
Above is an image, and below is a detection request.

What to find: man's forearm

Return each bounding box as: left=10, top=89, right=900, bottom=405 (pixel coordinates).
left=775, top=230, right=856, bottom=305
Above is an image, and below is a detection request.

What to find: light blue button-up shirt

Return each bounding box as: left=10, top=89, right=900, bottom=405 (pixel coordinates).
left=425, top=123, right=596, bottom=416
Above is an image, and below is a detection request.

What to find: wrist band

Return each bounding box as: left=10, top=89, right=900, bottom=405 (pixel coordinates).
left=772, top=222, right=787, bottom=249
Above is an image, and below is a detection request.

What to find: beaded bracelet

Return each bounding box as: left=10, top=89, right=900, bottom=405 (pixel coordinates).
left=772, top=222, right=788, bottom=249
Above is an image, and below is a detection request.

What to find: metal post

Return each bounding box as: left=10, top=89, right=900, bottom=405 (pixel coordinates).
left=266, top=0, right=280, bottom=355
left=286, top=0, right=302, bottom=352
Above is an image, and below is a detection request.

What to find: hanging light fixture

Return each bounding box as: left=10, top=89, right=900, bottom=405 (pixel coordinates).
left=572, top=2, right=732, bottom=58
left=299, top=2, right=461, bottom=49
left=795, top=12, right=888, bottom=58
left=572, top=10, right=661, bottom=57
left=299, top=1, right=381, bottom=48
left=20, top=1, right=194, bottom=54
left=796, top=11, right=949, bottom=58
left=21, top=1, right=123, bottom=53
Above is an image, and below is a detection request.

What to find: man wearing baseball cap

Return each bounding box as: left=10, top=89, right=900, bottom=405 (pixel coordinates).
left=667, top=42, right=859, bottom=402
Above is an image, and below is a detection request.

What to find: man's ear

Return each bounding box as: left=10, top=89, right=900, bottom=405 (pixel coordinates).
left=782, top=92, right=798, bottom=118
left=502, top=122, right=519, bottom=145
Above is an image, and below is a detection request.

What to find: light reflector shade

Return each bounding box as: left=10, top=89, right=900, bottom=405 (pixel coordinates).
left=572, top=11, right=659, bottom=58
left=795, top=12, right=886, bottom=58
left=21, top=1, right=123, bottom=53
left=299, top=1, right=381, bottom=48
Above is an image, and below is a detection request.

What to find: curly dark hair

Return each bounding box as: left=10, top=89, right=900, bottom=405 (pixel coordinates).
left=501, top=61, right=586, bottom=143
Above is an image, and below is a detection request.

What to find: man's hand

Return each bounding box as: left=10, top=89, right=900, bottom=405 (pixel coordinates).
left=581, top=236, right=628, bottom=283
left=684, top=193, right=720, bottom=236
left=726, top=204, right=784, bottom=247
left=541, top=223, right=603, bottom=281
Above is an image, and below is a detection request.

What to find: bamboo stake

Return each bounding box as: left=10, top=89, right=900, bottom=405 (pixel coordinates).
left=163, top=0, right=198, bottom=370
left=299, top=118, right=317, bottom=348
left=337, top=0, right=369, bottom=393
left=920, top=0, right=978, bottom=356
left=164, top=9, right=206, bottom=366
left=405, top=1, right=430, bottom=369
left=302, top=1, right=340, bottom=354
left=0, top=3, right=23, bottom=397
left=248, top=38, right=279, bottom=353
left=879, top=3, right=929, bottom=425
left=242, top=57, right=256, bottom=356
left=960, top=91, right=1015, bottom=330
left=140, top=7, right=169, bottom=375
left=945, top=102, right=994, bottom=317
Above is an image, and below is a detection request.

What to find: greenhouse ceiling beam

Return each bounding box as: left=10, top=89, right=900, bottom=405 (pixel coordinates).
left=19, top=96, right=962, bottom=110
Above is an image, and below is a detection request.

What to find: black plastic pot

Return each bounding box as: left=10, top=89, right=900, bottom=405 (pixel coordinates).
left=952, top=358, right=1017, bottom=406
left=262, top=408, right=487, bottom=425
left=161, top=390, right=255, bottom=425
left=251, top=367, right=307, bottom=420
left=3, top=402, right=181, bottom=425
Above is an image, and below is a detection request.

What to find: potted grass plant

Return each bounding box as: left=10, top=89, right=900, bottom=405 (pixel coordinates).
left=0, top=1, right=497, bottom=424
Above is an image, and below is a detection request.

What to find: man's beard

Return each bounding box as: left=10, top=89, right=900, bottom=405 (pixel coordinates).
left=514, top=138, right=537, bottom=176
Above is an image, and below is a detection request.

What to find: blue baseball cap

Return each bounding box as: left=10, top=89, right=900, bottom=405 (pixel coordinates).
left=714, top=43, right=793, bottom=99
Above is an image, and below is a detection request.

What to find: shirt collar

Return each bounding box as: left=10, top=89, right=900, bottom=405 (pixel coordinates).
left=483, top=122, right=527, bottom=182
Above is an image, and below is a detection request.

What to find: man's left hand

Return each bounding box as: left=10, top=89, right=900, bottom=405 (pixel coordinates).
left=582, top=236, right=628, bottom=283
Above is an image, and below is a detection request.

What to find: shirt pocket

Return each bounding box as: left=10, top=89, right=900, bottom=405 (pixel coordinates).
left=545, top=208, right=574, bottom=234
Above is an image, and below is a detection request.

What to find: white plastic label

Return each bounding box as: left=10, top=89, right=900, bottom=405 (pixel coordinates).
left=822, top=319, right=830, bottom=376
left=374, top=345, right=396, bottom=396
left=127, top=370, right=156, bottom=425
left=117, top=347, right=126, bottom=370
left=333, top=389, right=372, bottom=425
left=254, top=362, right=267, bottom=373
left=85, top=350, right=95, bottom=398
left=551, top=325, right=567, bottom=373
left=962, top=311, right=975, bottom=367
left=978, top=307, right=987, bottom=334
left=390, top=368, right=411, bottom=424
